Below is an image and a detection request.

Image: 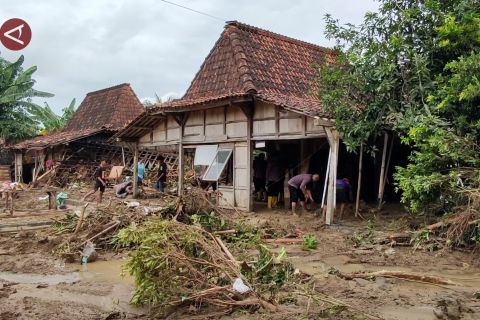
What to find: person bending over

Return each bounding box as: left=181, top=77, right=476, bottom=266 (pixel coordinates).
left=287, top=173, right=319, bottom=215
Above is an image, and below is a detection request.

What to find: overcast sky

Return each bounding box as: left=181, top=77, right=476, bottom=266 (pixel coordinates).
left=0, top=0, right=378, bottom=114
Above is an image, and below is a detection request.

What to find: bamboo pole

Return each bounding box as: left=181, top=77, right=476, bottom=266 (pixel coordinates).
left=355, top=143, right=364, bottom=217
left=377, top=132, right=388, bottom=209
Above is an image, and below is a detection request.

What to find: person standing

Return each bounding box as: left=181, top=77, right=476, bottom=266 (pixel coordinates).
left=156, top=156, right=168, bottom=192
left=288, top=173, right=319, bottom=215
left=336, top=177, right=353, bottom=219
left=266, top=151, right=284, bottom=209
left=83, top=160, right=108, bottom=203
left=253, top=153, right=267, bottom=201
left=137, top=159, right=146, bottom=186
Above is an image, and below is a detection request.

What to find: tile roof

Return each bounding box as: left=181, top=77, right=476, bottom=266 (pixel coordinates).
left=154, top=21, right=336, bottom=116
left=63, top=83, right=144, bottom=131
left=12, top=128, right=106, bottom=150
left=13, top=84, right=145, bottom=150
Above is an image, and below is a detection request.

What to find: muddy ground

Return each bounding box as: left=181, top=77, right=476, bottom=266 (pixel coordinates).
left=1, top=192, right=480, bottom=319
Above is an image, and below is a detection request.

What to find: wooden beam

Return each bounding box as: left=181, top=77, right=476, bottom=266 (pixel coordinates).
left=238, top=103, right=254, bottom=119
left=171, top=112, right=190, bottom=129
left=355, top=143, right=364, bottom=217
left=131, top=126, right=153, bottom=130
left=157, top=96, right=254, bottom=113
left=132, top=142, right=139, bottom=198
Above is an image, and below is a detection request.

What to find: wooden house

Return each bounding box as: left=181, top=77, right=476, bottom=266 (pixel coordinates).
left=115, top=22, right=341, bottom=224
left=12, top=84, right=145, bottom=185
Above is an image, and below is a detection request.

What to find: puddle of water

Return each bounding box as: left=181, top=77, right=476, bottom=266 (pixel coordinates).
left=77, top=259, right=133, bottom=284
left=378, top=305, right=436, bottom=320
left=0, top=271, right=80, bottom=285
left=0, top=259, right=132, bottom=285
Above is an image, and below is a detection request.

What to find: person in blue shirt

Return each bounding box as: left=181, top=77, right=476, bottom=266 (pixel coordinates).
left=137, top=159, right=146, bottom=191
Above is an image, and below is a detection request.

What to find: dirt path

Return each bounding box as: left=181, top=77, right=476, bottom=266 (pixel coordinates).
left=1, top=203, right=480, bottom=319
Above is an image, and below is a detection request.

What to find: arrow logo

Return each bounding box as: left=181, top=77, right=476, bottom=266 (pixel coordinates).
left=0, top=18, right=32, bottom=51
left=4, top=24, right=25, bottom=45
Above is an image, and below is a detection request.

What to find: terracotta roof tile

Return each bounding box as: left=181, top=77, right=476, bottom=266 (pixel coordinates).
left=154, top=21, right=336, bottom=116
left=14, top=84, right=145, bottom=150
left=12, top=128, right=105, bottom=150
left=64, top=83, right=144, bottom=131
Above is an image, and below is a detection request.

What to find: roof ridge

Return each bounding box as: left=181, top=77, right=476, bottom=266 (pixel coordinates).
left=226, top=27, right=257, bottom=93
left=225, top=20, right=334, bottom=54
left=86, top=83, right=131, bottom=96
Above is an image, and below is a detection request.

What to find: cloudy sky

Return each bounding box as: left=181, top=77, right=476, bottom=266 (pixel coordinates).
left=0, top=0, right=378, bottom=114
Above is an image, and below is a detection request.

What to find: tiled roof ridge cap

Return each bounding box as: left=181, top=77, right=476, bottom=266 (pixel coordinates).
left=86, top=83, right=130, bottom=96
left=227, top=28, right=257, bottom=93
left=225, top=20, right=335, bottom=54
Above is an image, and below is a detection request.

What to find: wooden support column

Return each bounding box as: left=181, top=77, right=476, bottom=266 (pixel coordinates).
left=178, top=141, right=184, bottom=196
left=325, top=127, right=340, bottom=225
left=355, top=143, right=364, bottom=217
left=378, top=132, right=388, bottom=209
left=247, top=109, right=253, bottom=212
left=14, top=152, right=23, bottom=183
left=132, top=142, right=139, bottom=198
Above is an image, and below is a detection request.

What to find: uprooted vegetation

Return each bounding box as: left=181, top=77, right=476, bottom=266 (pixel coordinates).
left=114, top=219, right=298, bottom=315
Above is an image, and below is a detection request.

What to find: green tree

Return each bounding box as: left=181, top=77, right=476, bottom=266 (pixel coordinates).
left=319, top=0, right=480, bottom=214
left=0, top=55, right=53, bottom=143
left=28, top=98, right=76, bottom=134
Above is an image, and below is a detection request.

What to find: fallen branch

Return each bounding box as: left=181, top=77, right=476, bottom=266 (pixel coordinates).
left=80, top=220, right=120, bottom=246
left=214, top=236, right=238, bottom=266
left=74, top=203, right=89, bottom=234
left=335, top=270, right=459, bottom=286
left=263, top=238, right=303, bottom=244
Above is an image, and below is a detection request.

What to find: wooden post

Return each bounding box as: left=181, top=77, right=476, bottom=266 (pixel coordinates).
left=121, top=147, right=126, bottom=167
left=325, top=128, right=339, bottom=225
left=132, top=142, right=139, bottom=198
left=178, top=142, right=184, bottom=196
left=355, top=143, right=364, bottom=217
left=246, top=109, right=253, bottom=212
left=321, top=149, right=331, bottom=209
left=379, top=135, right=394, bottom=210
left=378, top=133, right=388, bottom=209
left=14, top=152, right=23, bottom=183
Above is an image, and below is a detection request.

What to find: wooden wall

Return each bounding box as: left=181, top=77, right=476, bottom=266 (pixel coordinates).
left=252, top=101, right=326, bottom=140
left=138, top=101, right=327, bottom=148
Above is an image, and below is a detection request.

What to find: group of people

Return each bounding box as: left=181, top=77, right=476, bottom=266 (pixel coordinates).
left=287, top=173, right=353, bottom=218
left=253, top=152, right=285, bottom=209
left=253, top=152, right=352, bottom=218
left=83, top=156, right=168, bottom=203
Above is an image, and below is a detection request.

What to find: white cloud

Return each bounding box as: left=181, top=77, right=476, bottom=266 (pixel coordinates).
left=0, top=0, right=378, bottom=114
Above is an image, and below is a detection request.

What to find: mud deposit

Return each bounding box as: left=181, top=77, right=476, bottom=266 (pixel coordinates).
left=1, top=204, right=480, bottom=319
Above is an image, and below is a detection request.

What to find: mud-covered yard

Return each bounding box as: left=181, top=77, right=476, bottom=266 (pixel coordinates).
left=1, top=194, right=480, bottom=320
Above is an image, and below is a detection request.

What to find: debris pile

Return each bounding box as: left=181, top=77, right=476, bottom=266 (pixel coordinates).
left=115, top=219, right=280, bottom=315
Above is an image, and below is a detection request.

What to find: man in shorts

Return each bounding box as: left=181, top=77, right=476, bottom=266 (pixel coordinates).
left=83, top=160, right=108, bottom=203
left=155, top=156, right=168, bottom=192
left=288, top=173, right=319, bottom=215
